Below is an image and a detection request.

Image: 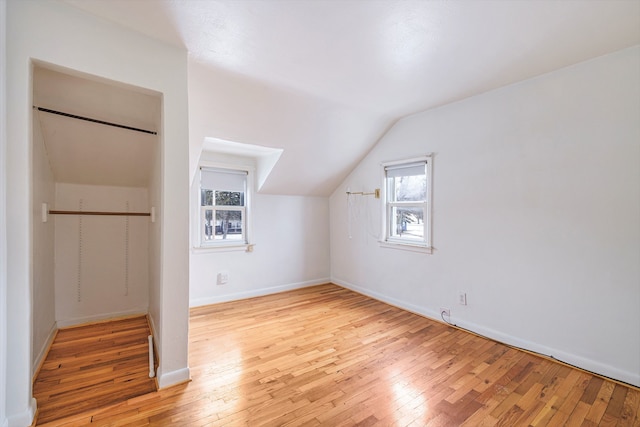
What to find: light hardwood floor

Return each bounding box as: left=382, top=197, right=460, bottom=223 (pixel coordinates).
left=33, top=316, right=157, bottom=425
left=35, top=284, right=640, bottom=426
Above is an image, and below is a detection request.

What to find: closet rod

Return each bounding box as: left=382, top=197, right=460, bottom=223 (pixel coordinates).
left=49, top=210, right=151, bottom=217
left=34, top=106, right=157, bottom=135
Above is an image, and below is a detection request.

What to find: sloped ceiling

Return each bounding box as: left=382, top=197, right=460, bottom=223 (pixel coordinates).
left=33, top=66, right=161, bottom=188
left=59, top=0, right=640, bottom=195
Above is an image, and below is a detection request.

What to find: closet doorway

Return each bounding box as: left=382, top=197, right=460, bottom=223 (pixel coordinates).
left=31, top=63, right=162, bottom=382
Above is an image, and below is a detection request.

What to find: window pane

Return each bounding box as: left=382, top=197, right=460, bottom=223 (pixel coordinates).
left=201, top=189, right=213, bottom=206
left=214, top=210, right=244, bottom=240
left=388, top=174, right=426, bottom=202
left=389, top=207, right=424, bottom=240
left=202, top=209, right=214, bottom=241
left=200, top=167, right=249, bottom=246
left=383, top=157, right=432, bottom=250
left=215, top=191, right=244, bottom=206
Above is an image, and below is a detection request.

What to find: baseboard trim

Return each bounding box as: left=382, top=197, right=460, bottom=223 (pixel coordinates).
left=333, top=278, right=442, bottom=321
left=332, top=278, right=640, bottom=388
left=7, top=397, right=36, bottom=427
left=145, top=314, right=159, bottom=387
left=157, top=367, right=191, bottom=390
left=32, top=321, right=58, bottom=384
left=452, top=318, right=640, bottom=389
left=189, top=278, right=330, bottom=307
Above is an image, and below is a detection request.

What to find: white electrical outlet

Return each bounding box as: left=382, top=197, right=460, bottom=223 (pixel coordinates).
left=440, top=307, right=450, bottom=318
left=217, top=272, right=229, bottom=285
left=458, top=291, right=467, bottom=305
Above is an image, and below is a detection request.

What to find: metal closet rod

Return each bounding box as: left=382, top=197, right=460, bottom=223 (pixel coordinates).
left=49, top=210, right=150, bottom=217
left=33, top=106, right=157, bottom=135
left=346, top=189, right=380, bottom=198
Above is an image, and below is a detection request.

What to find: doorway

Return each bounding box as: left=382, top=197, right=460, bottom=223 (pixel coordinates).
left=31, top=63, right=161, bottom=391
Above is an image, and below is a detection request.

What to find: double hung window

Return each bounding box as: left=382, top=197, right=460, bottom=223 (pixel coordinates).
left=200, top=167, right=248, bottom=246
left=382, top=156, right=432, bottom=252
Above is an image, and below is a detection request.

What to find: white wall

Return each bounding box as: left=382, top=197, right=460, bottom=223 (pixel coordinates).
left=5, top=1, right=190, bottom=422
left=53, top=184, right=150, bottom=326
left=187, top=62, right=332, bottom=308
left=1, top=0, right=8, bottom=424
left=190, top=193, right=330, bottom=306
left=31, top=110, right=56, bottom=374
left=148, top=107, right=162, bottom=368
left=330, top=46, right=640, bottom=387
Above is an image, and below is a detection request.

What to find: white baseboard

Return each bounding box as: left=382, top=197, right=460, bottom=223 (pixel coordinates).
left=146, top=314, right=158, bottom=379
left=157, top=367, right=191, bottom=389
left=147, top=314, right=158, bottom=342
left=455, top=318, right=640, bottom=388
left=56, top=308, right=148, bottom=328
left=147, top=314, right=190, bottom=390
left=334, top=278, right=442, bottom=320
left=333, top=278, right=640, bottom=388
left=189, top=278, right=330, bottom=307
left=7, top=397, right=36, bottom=427
left=32, top=321, right=57, bottom=376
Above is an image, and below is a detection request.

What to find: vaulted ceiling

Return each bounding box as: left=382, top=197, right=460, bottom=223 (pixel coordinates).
left=58, top=0, right=640, bottom=195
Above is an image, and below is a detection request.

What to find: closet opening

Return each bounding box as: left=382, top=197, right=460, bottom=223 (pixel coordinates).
left=30, top=62, right=162, bottom=422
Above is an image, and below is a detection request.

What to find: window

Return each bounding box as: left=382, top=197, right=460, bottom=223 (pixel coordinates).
left=200, top=167, right=248, bottom=246
left=382, top=156, right=432, bottom=252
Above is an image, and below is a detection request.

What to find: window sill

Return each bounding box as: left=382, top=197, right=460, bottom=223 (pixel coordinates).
left=192, top=243, right=254, bottom=254
left=378, top=241, right=433, bottom=254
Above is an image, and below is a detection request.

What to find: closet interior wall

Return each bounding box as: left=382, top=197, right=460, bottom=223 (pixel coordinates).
left=31, top=65, right=161, bottom=374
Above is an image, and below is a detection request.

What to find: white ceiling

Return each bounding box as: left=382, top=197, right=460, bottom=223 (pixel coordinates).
left=56, top=0, right=640, bottom=195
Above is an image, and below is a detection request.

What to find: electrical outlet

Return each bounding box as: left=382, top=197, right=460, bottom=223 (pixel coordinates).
left=458, top=291, right=467, bottom=305
left=217, top=272, right=229, bottom=285
left=440, top=307, right=450, bottom=318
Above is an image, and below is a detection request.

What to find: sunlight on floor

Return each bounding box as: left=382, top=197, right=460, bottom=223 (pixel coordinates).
left=392, top=378, right=428, bottom=422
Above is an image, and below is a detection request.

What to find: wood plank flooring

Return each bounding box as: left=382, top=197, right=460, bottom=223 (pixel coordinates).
left=33, top=316, right=157, bottom=425
left=34, top=284, right=640, bottom=426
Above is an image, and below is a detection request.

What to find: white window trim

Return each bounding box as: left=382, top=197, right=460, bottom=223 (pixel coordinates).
left=192, top=161, right=254, bottom=253
left=380, top=154, right=433, bottom=254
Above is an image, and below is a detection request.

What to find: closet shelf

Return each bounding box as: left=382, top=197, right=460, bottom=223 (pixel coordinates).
left=49, top=210, right=151, bottom=217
